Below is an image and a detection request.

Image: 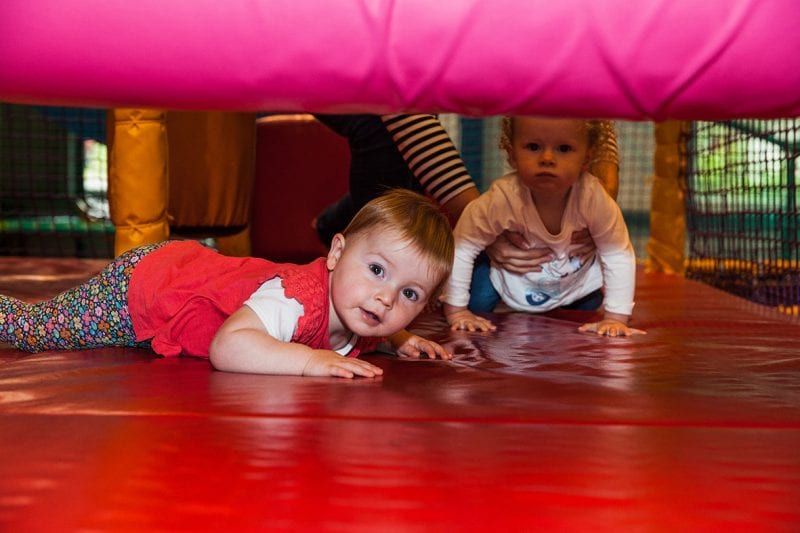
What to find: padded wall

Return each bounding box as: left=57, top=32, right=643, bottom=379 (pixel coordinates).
left=249, top=115, right=349, bottom=263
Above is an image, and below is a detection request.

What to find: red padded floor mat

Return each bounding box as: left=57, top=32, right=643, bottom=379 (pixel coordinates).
left=1, top=258, right=799, bottom=531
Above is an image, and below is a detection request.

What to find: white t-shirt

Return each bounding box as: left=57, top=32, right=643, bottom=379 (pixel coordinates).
left=244, top=277, right=358, bottom=355
left=444, top=172, right=636, bottom=315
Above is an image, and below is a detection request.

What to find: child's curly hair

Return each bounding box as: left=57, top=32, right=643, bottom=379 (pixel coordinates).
left=499, top=117, right=616, bottom=168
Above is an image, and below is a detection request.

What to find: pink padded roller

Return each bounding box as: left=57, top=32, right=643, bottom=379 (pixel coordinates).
left=1, top=0, right=798, bottom=119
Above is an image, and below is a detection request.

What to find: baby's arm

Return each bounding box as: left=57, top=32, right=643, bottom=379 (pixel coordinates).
left=577, top=249, right=646, bottom=337
left=442, top=194, right=508, bottom=333
left=577, top=179, right=645, bottom=338
left=209, top=306, right=383, bottom=378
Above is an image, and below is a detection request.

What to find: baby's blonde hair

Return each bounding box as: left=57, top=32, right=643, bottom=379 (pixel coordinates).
left=499, top=116, right=616, bottom=168
left=342, top=189, right=454, bottom=295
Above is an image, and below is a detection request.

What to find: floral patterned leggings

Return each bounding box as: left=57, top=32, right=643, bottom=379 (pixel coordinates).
left=0, top=243, right=165, bottom=353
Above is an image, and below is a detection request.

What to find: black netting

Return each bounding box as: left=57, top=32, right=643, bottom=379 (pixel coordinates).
left=685, top=120, right=799, bottom=314
left=0, top=103, right=113, bottom=257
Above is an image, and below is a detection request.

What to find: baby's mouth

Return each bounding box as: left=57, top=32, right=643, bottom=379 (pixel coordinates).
left=361, top=308, right=381, bottom=325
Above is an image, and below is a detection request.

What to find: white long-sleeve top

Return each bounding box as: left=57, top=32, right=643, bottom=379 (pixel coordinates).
left=443, top=172, right=636, bottom=315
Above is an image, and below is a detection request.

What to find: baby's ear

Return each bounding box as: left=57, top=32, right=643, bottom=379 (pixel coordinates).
left=326, top=233, right=346, bottom=271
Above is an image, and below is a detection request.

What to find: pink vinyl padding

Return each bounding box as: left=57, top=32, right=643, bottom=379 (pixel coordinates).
left=1, top=0, right=799, bottom=119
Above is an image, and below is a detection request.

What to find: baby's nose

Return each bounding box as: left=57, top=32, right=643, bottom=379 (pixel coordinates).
left=375, top=288, right=395, bottom=307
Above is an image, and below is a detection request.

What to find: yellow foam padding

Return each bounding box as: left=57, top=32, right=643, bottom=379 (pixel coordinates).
left=107, top=111, right=257, bottom=257
left=166, top=112, right=256, bottom=234
left=687, top=258, right=799, bottom=274
left=646, top=121, right=687, bottom=275
left=108, top=108, right=170, bottom=256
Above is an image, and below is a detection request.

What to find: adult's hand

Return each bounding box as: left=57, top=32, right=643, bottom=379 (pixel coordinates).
left=569, top=228, right=597, bottom=265
left=484, top=231, right=553, bottom=274
left=485, top=229, right=598, bottom=275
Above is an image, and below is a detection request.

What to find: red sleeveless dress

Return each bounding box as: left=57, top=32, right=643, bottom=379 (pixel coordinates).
left=127, top=241, right=380, bottom=358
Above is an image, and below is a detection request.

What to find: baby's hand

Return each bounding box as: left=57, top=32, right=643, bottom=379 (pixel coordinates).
left=394, top=333, right=452, bottom=360
left=446, top=309, right=496, bottom=332
left=303, top=349, right=384, bottom=379
left=578, top=319, right=646, bottom=337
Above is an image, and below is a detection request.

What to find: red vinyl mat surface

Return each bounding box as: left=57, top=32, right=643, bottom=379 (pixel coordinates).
left=1, top=258, right=799, bottom=531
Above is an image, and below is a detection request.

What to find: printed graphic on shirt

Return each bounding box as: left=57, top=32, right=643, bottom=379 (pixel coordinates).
left=542, top=255, right=584, bottom=279
left=525, top=289, right=552, bottom=307
left=520, top=254, right=596, bottom=308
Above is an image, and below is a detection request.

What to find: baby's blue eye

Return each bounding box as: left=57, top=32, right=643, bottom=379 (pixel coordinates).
left=525, top=143, right=540, bottom=151
left=402, top=288, right=419, bottom=302
left=557, top=144, right=574, bottom=153
left=369, top=263, right=384, bottom=277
